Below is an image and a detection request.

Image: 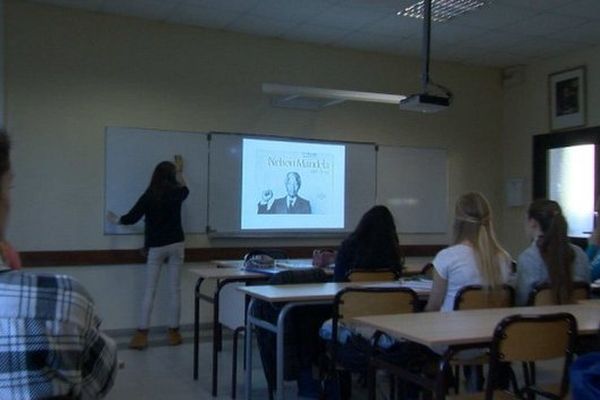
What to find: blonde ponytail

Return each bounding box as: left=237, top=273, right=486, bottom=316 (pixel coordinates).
left=454, top=192, right=510, bottom=289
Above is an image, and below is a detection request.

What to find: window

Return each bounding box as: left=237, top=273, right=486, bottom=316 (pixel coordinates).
left=533, top=126, right=600, bottom=240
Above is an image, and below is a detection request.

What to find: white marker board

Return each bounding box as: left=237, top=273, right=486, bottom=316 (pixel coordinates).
left=376, top=146, right=448, bottom=233
left=105, top=127, right=209, bottom=234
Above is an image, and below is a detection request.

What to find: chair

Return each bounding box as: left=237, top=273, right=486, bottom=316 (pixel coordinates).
left=453, top=284, right=515, bottom=311
left=527, top=281, right=591, bottom=306
left=489, top=312, right=577, bottom=399
left=327, top=287, right=419, bottom=399
left=445, top=312, right=578, bottom=400
left=345, top=268, right=400, bottom=282
left=451, top=285, right=515, bottom=393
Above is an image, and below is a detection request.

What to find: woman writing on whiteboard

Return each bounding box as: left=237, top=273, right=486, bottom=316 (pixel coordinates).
left=107, top=156, right=189, bottom=350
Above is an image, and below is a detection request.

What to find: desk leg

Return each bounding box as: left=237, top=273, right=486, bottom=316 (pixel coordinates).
left=245, top=299, right=256, bottom=400
left=193, top=277, right=205, bottom=380
left=212, top=281, right=227, bottom=397
left=275, top=303, right=296, bottom=400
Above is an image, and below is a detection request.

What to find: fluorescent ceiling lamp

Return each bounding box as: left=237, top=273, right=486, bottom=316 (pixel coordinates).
left=398, top=0, right=490, bottom=22
left=262, top=83, right=407, bottom=110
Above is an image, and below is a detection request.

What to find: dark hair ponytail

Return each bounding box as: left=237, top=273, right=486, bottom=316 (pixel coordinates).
left=528, top=200, right=574, bottom=304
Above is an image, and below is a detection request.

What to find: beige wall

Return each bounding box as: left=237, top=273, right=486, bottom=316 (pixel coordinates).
left=6, top=1, right=504, bottom=252
left=4, top=1, right=507, bottom=329
left=501, top=46, right=600, bottom=256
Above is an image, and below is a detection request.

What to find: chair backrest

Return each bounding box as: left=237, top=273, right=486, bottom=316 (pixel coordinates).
left=527, top=281, right=591, bottom=306
left=453, top=284, right=515, bottom=310
left=345, top=268, right=398, bottom=282
left=329, top=287, right=418, bottom=373
left=335, top=287, right=418, bottom=322
left=487, top=313, right=577, bottom=398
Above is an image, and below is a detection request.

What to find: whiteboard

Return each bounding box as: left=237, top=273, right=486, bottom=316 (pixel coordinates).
left=376, top=146, right=448, bottom=233
left=105, top=127, right=209, bottom=234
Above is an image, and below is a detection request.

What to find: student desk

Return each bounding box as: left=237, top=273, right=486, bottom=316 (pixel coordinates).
left=239, top=281, right=431, bottom=400
left=193, top=257, right=431, bottom=396
left=190, top=267, right=269, bottom=396
left=353, top=304, right=600, bottom=399
left=191, top=260, right=333, bottom=396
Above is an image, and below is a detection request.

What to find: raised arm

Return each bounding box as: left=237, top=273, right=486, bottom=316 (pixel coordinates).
left=174, top=155, right=187, bottom=187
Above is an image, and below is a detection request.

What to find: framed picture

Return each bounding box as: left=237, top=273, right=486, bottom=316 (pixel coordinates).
left=549, top=66, right=586, bottom=131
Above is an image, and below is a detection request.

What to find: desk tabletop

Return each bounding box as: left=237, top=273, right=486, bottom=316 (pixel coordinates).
left=189, top=267, right=270, bottom=280
left=211, top=257, right=429, bottom=275
left=578, top=299, right=600, bottom=307
left=238, top=281, right=431, bottom=302
left=353, top=304, right=600, bottom=348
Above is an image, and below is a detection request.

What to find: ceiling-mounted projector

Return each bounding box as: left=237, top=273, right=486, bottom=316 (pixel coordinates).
left=400, top=0, right=453, bottom=113
left=399, top=93, right=450, bottom=113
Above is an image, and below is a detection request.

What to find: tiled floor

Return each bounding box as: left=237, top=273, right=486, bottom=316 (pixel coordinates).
left=105, top=329, right=567, bottom=400
left=105, top=330, right=322, bottom=400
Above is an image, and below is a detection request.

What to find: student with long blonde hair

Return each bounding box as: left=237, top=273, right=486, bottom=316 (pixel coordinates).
left=426, top=192, right=512, bottom=312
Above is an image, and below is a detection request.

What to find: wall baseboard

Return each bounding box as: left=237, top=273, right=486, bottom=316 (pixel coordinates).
left=20, top=245, right=445, bottom=267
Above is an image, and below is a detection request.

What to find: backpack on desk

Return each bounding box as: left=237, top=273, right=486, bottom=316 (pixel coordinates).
left=243, top=251, right=275, bottom=270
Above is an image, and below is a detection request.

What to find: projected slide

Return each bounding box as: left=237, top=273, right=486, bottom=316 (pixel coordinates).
left=241, top=138, right=345, bottom=230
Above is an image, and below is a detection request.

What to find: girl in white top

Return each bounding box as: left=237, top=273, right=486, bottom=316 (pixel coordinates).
left=426, top=192, right=513, bottom=312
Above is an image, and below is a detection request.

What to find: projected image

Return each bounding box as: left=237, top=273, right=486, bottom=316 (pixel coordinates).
left=258, top=172, right=311, bottom=214
left=241, top=138, right=345, bottom=230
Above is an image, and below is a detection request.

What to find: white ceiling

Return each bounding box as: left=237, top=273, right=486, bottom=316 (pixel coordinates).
left=27, top=0, right=600, bottom=67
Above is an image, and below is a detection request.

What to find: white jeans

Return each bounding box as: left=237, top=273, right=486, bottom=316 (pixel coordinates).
left=139, top=241, right=184, bottom=330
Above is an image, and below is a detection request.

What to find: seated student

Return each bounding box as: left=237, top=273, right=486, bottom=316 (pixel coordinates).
left=585, top=224, right=600, bottom=282
left=426, top=192, right=513, bottom=312
left=0, top=131, right=117, bottom=399
left=515, top=199, right=591, bottom=306
left=333, top=205, right=403, bottom=282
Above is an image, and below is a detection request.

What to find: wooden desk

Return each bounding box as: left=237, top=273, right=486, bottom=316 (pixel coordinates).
left=191, top=260, right=334, bottom=396
left=189, top=267, right=270, bottom=396
left=239, top=281, right=431, bottom=400
left=353, top=304, right=600, bottom=398
left=214, top=257, right=429, bottom=276
left=579, top=299, right=600, bottom=307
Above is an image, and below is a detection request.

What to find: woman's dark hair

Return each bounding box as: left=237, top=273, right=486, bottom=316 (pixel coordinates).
left=348, top=205, right=403, bottom=271
left=0, top=131, right=10, bottom=176
left=147, top=161, right=178, bottom=199
left=528, top=199, right=574, bottom=304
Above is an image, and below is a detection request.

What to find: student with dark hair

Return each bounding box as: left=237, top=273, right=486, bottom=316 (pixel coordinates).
left=515, top=199, right=591, bottom=306
left=107, top=156, right=189, bottom=349
left=333, top=205, right=403, bottom=282
left=585, top=225, right=600, bottom=282
left=0, top=131, right=117, bottom=398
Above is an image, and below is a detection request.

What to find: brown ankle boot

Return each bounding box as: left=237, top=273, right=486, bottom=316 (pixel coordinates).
left=129, top=330, right=148, bottom=350
left=167, top=328, right=183, bottom=346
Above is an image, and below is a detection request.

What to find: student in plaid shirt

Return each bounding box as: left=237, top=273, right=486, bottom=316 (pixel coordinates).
left=0, top=131, right=117, bottom=399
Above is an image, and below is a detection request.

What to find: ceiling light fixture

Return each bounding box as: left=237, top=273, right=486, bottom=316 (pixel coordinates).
left=398, top=0, right=490, bottom=23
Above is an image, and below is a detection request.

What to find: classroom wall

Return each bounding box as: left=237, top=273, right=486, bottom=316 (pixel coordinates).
left=501, top=46, right=600, bottom=256
left=5, top=1, right=505, bottom=329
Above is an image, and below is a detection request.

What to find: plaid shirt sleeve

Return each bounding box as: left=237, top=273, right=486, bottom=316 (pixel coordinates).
left=0, top=272, right=118, bottom=399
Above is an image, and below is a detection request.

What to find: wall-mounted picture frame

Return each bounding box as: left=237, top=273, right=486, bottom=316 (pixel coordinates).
left=549, top=66, right=586, bottom=131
